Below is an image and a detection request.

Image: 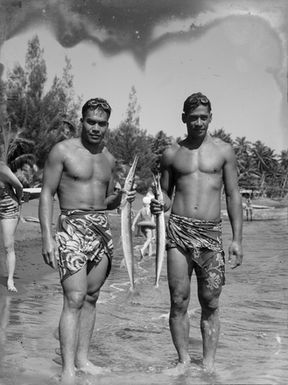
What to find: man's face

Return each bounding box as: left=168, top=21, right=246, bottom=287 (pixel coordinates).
left=182, top=104, right=212, bottom=139
left=81, top=108, right=109, bottom=145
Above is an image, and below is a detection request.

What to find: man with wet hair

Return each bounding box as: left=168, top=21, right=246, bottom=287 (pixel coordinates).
left=151, top=92, right=243, bottom=374
left=39, top=97, right=135, bottom=384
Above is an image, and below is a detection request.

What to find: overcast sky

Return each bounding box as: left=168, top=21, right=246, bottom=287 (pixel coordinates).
left=0, top=0, right=287, bottom=153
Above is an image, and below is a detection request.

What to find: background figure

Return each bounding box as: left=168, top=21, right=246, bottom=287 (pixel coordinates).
left=132, top=196, right=155, bottom=260
left=0, top=161, right=23, bottom=292
left=245, top=197, right=253, bottom=221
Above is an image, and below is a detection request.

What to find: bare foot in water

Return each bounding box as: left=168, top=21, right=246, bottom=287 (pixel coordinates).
left=60, top=370, right=76, bottom=385
left=162, top=361, right=190, bottom=376
left=203, top=359, right=215, bottom=374
left=7, top=279, right=17, bottom=293
left=76, top=360, right=110, bottom=375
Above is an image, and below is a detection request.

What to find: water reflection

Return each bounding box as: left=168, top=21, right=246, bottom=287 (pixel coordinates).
left=0, top=294, right=11, bottom=345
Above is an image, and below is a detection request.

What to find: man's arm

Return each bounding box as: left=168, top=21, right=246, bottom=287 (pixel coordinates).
left=0, top=162, right=23, bottom=204
left=104, top=154, right=136, bottom=210
left=38, top=143, right=64, bottom=268
left=105, top=175, right=123, bottom=210
left=223, top=144, right=243, bottom=268
left=151, top=147, right=175, bottom=214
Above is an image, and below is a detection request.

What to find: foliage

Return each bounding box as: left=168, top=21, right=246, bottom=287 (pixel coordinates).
left=2, top=37, right=287, bottom=197
left=5, top=35, right=81, bottom=169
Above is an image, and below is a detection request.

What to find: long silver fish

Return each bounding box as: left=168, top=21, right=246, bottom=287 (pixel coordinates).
left=121, top=155, right=139, bottom=291
left=153, top=174, right=166, bottom=288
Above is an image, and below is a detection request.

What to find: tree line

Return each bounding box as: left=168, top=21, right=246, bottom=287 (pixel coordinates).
left=0, top=35, right=287, bottom=198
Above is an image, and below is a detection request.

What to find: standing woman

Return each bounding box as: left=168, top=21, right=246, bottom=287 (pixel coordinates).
left=0, top=161, right=23, bottom=292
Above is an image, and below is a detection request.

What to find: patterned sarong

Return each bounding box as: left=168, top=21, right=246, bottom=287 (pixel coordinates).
left=56, top=209, right=113, bottom=282
left=0, top=186, right=20, bottom=220
left=166, top=213, right=225, bottom=289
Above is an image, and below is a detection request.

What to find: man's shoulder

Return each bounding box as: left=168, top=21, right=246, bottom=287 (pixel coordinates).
left=102, top=147, right=116, bottom=167
left=208, top=135, right=235, bottom=162
left=163, top=142, right=180, bottom=157
left=161, top=143, right=180, bottom=166
left=48, top=138, right=80, bottom=163
left=52, top=138, right=80, bottom=153
left=209, top=135, right=233, bottom=151
left=102, top=146, right=115, bottom=160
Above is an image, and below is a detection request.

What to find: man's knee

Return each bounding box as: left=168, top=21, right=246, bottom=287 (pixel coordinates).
left=64, top=290, right=86, bottom=310
left=170, top=289, right=190, bottom=314
left=198, top=290, right=221, bottom=312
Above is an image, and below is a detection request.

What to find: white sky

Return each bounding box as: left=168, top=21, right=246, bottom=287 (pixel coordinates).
left=1, top=7, right=287, bottom=154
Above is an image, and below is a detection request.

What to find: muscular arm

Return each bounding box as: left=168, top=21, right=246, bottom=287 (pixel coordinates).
left=105, top=176, right=122, bottom=210
left=223, top=144, right=243, bottom=267
left=39, top=145, right=63, bottom=236
left=0, top=162, right=23, bottom=203
left=159, top=147, right=176, bottom=212
left=104, top=153, right=136, bottom=210
left=39, top=143, right=64, bottom=257
left=103, top=155, right=122, bottom=210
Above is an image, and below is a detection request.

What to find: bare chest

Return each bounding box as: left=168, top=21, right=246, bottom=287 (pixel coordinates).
left=172, top=146, right=224, bottom=177
left=63, top=152, right=112, bottom=184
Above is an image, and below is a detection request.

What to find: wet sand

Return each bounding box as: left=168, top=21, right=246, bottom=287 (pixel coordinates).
left=0, top=198, right=287, bottom=385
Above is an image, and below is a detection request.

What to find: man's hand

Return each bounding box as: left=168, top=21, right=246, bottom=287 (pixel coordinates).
left=228, top=241, right=243, bottom=269
left=150, top=198, right=164, bottom=215
left=42, top=237, right=59, bottom=269
left=125, top=188, right=136, bottom=203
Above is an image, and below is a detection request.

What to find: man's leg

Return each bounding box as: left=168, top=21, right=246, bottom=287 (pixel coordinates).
left=167, top=248, right=192, bottom=365
left=59, top=268, right=87, bottom=385
left=75, top=255, right=109, bottom=374
left=196, top=262, right=223, bottom=373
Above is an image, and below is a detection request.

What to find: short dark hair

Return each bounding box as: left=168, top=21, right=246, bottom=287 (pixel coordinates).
left=81, top=98, right=112, bottom=118
left=183, top=92, right=211, bottom=114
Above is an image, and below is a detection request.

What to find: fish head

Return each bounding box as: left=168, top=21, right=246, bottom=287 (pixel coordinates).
left=124, top=155, right=139, bottom=191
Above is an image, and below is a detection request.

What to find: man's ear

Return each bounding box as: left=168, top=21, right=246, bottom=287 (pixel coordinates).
left=182, top=113, right=187, bottom=124
left=209, top=113, right=213, bottom=123
left=80, top=117, right=83, bottom=123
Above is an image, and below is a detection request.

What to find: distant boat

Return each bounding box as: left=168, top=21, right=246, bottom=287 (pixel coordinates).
left=251, top=204, right=273, bottom=210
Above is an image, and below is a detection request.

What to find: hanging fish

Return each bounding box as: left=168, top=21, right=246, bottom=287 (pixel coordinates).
left=121, top=155, right=139, bottom=291
left=153, top=173, right=166, bottom=287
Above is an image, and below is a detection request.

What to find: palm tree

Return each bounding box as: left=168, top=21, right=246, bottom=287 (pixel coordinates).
left=233, top=136, right=255, bottom=188
left=0, top=80, right=36, bottom=186
left=251, top=141, right=279, bottom=197
left=279, top=149, right=288, bottom=197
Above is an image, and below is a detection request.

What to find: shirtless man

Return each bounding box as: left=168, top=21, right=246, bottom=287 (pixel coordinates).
left=151, top=92, right=243, bottom=373
left=39, top=98, right=135, bottom=385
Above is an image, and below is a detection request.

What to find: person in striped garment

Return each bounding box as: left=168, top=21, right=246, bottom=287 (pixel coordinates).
left=0, top=161, right=23, bottom=292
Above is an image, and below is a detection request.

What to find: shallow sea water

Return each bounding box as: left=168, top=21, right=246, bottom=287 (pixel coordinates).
left=0, top=210, right=287, bottom=385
